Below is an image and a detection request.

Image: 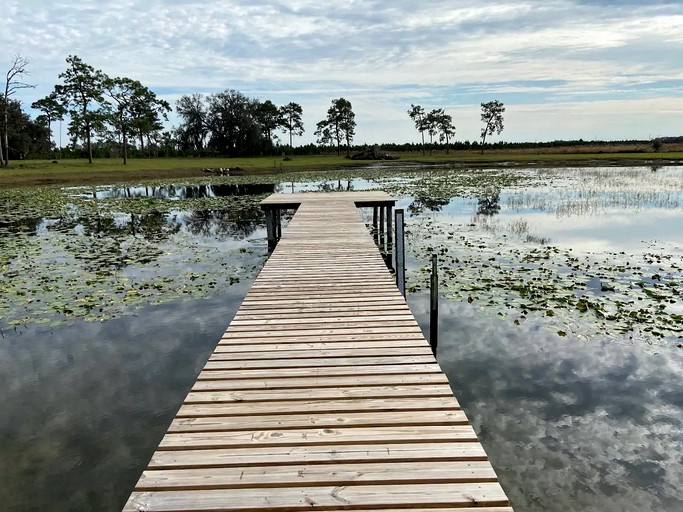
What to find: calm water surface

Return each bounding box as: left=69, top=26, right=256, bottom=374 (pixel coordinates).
left=1, top=166, right=682, bottom=511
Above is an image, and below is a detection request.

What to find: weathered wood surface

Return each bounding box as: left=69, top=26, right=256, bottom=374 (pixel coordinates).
left=123, top=192, right=512, bottom=511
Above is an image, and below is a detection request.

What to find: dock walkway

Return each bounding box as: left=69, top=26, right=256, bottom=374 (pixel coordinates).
left=123, top=192, right=512, bottom=511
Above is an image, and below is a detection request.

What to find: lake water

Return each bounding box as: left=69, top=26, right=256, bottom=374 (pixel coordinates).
left=1, top=165, right=681, bottom=511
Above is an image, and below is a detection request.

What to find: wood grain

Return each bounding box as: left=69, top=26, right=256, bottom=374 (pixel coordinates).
left=121, top=192, right=512, bottom=511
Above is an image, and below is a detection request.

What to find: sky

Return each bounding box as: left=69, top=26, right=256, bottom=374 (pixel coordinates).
left=3, top=0, right=683, bottom=146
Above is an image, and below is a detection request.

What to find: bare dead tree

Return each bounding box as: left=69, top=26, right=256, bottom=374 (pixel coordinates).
left=2, top=54, right=36, bottom=166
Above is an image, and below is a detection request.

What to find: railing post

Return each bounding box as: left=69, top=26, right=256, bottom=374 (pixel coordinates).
left=386, top=205, right=393, bottom=257
left=395, top=209, right=405, bottom=298
left=379, top=206, right=385, bottom=252
left=430, top=254, right=438, bottom=356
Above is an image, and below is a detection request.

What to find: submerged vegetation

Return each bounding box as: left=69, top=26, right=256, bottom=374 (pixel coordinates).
left=0, top=183, right=273, bottom=328
left=0, top=165, right=681, bottom=345
left=402, top=167, right=683, bottom=343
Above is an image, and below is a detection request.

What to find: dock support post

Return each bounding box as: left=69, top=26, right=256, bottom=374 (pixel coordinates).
left=373, top=207, right=379, bottom=244
left=430, top=254, right=439, bottom=355
left=395, top=209, right=405, bottom=297
left=275, top=208, right=282, bottom=239
left=265, top=208, right=276, bottom=252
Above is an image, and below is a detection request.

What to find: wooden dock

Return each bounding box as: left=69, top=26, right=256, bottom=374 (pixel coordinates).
left=123, top=192, right=512, bottom=512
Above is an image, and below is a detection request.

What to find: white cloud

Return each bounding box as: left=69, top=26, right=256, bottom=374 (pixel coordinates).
left=3, top=0, right=683, bottom=144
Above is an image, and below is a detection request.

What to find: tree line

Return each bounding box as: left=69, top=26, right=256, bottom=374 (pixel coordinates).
left=0, top=54, right=365, bottom=164
left=408, top=100, right=505, bottom=155
left=1, top=53, right=509, bottom=165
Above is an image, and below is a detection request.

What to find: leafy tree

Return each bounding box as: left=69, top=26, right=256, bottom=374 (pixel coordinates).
left=129, top=87, right=170, bottom=157
left=434, top=109, right=456, bottom=155
left=425, top=109, right=441, bottom=155
left=314, top=122, right=335, bottom=150
left=31, top=92, right=66, bottom=157
left=316, top=97, right=356, bottom=157
left=2, top=54, right=36, bottom=166
left=206, top=90, right=262, bottom=156
left=1, top=99, right=50, bottom=160
left=407, top=104, right=427, bottom=156
left=279, top=102, right=304, bottom=154
left=102, top=76, right=143, bottom=164
left=54, top=55, right=106, bottom=163
left=480, top=100, right=505, bottom=154
left=255, top=100, right=281, bottom=151
left=176, top=93, right=208, bottom=152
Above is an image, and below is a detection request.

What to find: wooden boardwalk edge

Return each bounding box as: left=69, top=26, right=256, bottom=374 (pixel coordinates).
left=123, top=192, right=512, bottom=512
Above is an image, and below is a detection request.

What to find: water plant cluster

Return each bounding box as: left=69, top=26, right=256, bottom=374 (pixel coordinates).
left=408, top=219, right=682, bottom=342
left=0, top=183, right=270, bottom=329
left=402, top=167, right=683, bottom=344
left=1, top=165, right=681, bottom=346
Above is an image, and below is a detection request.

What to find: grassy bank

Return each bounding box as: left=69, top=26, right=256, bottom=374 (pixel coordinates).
left=1, top=151, right=682, bottom=188
left=0, top=156, right=358, bottom=188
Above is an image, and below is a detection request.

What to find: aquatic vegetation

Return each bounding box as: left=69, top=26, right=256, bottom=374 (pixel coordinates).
left=0, top=184, right=269, bottom=329
left=408, top=169, right=683, bottom=343
left=1, top=164, right=681, bottom=344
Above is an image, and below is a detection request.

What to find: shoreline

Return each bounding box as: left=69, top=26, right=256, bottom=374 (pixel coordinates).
left=1, top=152, right=682, bottom=188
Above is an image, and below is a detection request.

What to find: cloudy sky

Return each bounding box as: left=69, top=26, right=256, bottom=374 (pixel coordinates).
left=4, top=0, right=683, bottom=145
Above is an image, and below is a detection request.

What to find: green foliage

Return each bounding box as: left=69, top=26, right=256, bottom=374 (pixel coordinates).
left=256, top=100, right=281, bottom=147
left=400, top=166, right=683, bottom=343
left=0, top=183, right=268, bottom=328
left=480, top=100, right=505, bottom=153
left=0, top=99, right=50, bottom=160
left=176, top=93, right=208, bottom=151
left=53, top=55, right=106, bottom=163
left=102, top=76, right=171, bottom=163
left=30, top=92, right=66, bottom=155
left=279, top=102, right=304, bottom=152
left=206, top=90, right=263, bottom=156
left=175, top=92, right=291, bottom=157
left=407, top=104, right=427, bottom=156
left=315, top=98, right=356, bottom=157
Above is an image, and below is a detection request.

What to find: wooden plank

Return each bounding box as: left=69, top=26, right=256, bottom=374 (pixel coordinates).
left=158, top=425, right=478, bottom=450
left=177, top=396, right=460, bottom=418
left=233, top=307, right=411, bottom=318
left=168, top=410, right=468, bottom=433
left=214, top=340, right=429, bottom=352
left=250, top=273, right=393, bottom=281
left=184, top=384, right=454, bottom=404
left=229, top=315, right=418, bottom=327
left=218, top=333, right=428, bottom=344
left=121, top=192, right=512, bottom=512
left=124, top=482, right=508, bottom=511
left=203, top=355, right=436, bottom=370
left=255, top=268, right=389, bottom=275
left=238, top=298, right=406, bottom=308
left=243, top=290, right=404, bottom=299
left=191, top=373, right=447, bottom=390
left=220, top=327, right=426, bottom=339
left=147, top=442, right=489, bottom=470
left=228, top=319, right=420, bottom=330
left=197, top=364, right=443, bottom=380
left=208, top=347, right=432, bottom=361
left=135, top=461, right=498, bottom=491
